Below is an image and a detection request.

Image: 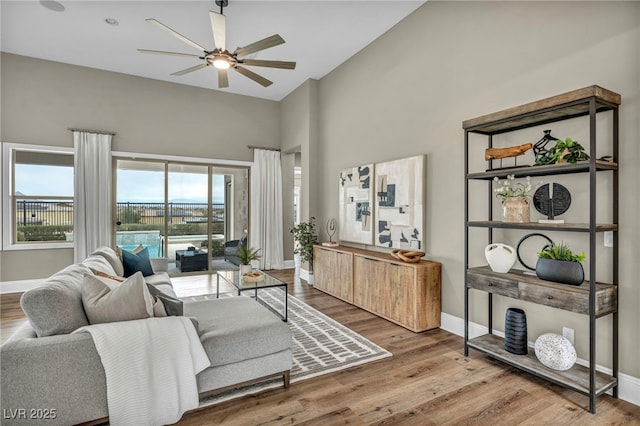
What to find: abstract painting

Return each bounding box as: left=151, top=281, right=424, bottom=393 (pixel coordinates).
left=374, top=155, right=425, bottom=249
left=339, top=164, right=374, bottom=244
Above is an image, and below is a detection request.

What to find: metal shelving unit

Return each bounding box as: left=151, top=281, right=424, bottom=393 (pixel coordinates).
left=462, top=85, right=620, bottom=414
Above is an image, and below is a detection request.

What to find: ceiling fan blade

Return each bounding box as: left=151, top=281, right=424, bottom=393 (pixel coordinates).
left=234, top=34, right=285, bottom=57
left=209, top=11, right=226, bottom=52
left=234, top=66, right=273, bottom=87
left=171, top=63, right=208, bottom=76
left=240, top=59, right=296, bottom=70
left=218, top=68, right=229, bottom=88
left=137, top=49, right=201, bottom=58
left=146, top=18, right=207, bottom=53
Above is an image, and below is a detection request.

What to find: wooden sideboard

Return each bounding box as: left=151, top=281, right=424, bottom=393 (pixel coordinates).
left=313, top=245, right=441, bottom=332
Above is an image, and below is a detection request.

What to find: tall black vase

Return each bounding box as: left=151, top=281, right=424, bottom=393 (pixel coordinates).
left=504, top=308, right=527, bottom=355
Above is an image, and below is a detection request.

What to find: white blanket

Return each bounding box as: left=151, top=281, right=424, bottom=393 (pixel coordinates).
left=74, top=317, right=210, bottom=426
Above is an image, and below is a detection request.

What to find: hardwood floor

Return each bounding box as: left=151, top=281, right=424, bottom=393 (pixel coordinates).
left=2, top=269, right=639, bottom=425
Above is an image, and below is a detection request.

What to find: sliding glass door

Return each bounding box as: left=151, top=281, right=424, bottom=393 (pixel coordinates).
left=114, top=158, right=249, bottom=275
left=114, top=160, right=165, bottom=258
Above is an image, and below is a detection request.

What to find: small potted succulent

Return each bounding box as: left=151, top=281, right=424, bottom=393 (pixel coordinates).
left=237, top=243, right=261, bottom=275
left=536, top=242, right=586, bottom=285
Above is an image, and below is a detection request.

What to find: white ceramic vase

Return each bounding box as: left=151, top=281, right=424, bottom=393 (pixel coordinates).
left=485, top=243, right=517, bottom=273
left=239, top=264, right=252, bottom=275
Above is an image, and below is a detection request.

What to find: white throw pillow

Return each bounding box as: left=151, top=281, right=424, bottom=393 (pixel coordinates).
left=81, top=271, right=155, bottom=324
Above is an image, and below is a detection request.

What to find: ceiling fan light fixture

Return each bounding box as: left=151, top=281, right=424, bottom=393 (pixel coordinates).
left=212, top=56, right=230, bottom=70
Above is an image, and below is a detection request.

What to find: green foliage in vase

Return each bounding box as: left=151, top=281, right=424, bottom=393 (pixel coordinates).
left=290, top=217, right=318, bottom=266
left=534, top=137, right=590, bottom=165
left=237, top=243, right=261, bottom=265
left=538, top=242, right=586, bottom=263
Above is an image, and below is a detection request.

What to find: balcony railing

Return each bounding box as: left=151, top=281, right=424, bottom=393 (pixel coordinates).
left=13, top=199, right=225, bottom=242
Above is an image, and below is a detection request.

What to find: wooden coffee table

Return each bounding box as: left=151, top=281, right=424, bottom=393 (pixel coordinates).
left=216, top=270, right=288, bottom=321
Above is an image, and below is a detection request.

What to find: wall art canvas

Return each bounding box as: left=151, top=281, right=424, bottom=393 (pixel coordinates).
left=339, top=164, right=374, bottom=244
left=374, top=155, right=425, bottom=249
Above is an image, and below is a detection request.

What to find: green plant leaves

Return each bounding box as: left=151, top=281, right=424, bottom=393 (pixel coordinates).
left=534, top=137, right=590, bottom=165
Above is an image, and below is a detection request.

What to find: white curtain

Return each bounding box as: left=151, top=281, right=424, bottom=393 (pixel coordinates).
left=250, top=149, right=284, bottom=270
left=73, top=131, right=112, bottom=263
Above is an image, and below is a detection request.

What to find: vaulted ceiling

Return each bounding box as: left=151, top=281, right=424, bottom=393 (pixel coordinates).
left=1, top=1, right=426, bottom=101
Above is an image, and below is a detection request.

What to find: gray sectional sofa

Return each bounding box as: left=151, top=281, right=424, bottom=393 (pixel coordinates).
left=0, top=247, right=292, bottom=425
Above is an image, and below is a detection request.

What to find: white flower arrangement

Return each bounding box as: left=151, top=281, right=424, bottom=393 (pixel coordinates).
left=493, top=175, right=536, bottom=201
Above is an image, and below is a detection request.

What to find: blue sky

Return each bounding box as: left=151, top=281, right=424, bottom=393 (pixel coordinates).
left=15, top=165, right=225, bottom=203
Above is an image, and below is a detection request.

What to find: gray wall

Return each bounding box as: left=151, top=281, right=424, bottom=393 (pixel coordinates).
left=306, top=1, right=639, bottom=378
left=1, top=53, right=280, bottom=281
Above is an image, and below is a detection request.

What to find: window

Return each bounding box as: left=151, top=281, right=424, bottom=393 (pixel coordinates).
left=2, top=143, right=74, bottom=250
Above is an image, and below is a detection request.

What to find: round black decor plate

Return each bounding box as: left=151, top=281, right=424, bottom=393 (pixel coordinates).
left=533, top=183, right=571, bottom=217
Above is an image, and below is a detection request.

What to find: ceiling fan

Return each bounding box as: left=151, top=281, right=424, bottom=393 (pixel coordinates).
left=138, top=0, right=296, bottom=88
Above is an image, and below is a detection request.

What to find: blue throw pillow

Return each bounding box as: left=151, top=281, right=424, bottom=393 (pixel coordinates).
left=122, top=247, right=154, bottom=277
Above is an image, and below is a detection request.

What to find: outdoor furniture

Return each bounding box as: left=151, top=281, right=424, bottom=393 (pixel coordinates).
left=224, top=235, right=248, bottom=266
left=176, top=249, right=208, bottom=272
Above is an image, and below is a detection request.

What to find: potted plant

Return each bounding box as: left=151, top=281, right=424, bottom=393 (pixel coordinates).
left=290, top=217, right=318, bottom=284
left=493, top=175, right=537, bottom=223
left=237, top=242, right=261, bottom=275
left=534, top=137, right=590, bottom=165
left=536, top=242, right=586, bottom=285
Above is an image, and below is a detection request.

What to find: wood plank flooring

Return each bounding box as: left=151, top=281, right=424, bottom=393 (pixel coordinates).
left=2, top=269, right=639, bottom=425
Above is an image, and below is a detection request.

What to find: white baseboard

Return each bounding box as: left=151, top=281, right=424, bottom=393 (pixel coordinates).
left=0, top=279, right=43, bottom=294
left=441, top=312, right=640, bottom=407
left=282, top=259, right=295, bottom=269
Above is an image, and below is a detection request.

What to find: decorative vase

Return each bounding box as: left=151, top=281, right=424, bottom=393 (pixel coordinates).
left=485, top=243, right=517, bottom=273
left=534, top=333, right=577, bottom=371
left=504, top=308, right=527, bottom=355
left=502, top=197, right=530, bottom=223
left=239, top=264, right=252, bottom=275
left=535, top=258, right=584, bottom=286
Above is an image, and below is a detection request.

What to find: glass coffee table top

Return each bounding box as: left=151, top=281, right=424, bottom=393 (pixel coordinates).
left=216, top=270, right=288, bottom=321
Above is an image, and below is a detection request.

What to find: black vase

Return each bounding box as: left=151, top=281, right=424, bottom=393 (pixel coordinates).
left=535, top=258, right=584, bottom=286
left=504, top=308, right=527, bottom=355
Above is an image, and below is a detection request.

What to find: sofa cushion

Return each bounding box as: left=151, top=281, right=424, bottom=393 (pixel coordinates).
left=81, top=272, right=155, bottom=324
left=90, top=246, right=125, bottom=277
left=122, top=247, right=154, bottom=277
left=183, top=297, right=291, bottom=367
left=83, top=254, right=117, bottom=277
left=20, top=264, right=91, bottom=337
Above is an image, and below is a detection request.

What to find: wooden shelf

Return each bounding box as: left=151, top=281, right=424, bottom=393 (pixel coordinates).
left=467, top=267, right=617, bottom=317
left=462, top=85, right=620, bottom=135
left=467, top=221, right=617, bottom=233
left=463, top=85, right=620, bottom=413
left=467, top=334, right=617, bottom=397
left=467, top=160, right=617, bottom=180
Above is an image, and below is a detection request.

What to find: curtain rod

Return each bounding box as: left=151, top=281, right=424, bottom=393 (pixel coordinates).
left=68, top=128, right=116, bottom=136
left=247, top=145, right=280, bottom=152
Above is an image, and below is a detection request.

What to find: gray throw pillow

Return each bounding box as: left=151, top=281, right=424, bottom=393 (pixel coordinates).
left=81, top=271, right=155, bottom=324
left=147, top=284, right=184, bottom=316
left=20, top=264, right=91, bottom=337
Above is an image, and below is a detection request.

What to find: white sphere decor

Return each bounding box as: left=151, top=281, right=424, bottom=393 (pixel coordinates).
left=534, top=333, right=577, bottom=371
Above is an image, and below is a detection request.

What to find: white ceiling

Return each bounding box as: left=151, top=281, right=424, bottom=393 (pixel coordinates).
left=1, top=1, right=426, bottom=101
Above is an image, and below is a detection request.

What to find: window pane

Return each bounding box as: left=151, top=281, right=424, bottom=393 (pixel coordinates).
left=13, top=151, right=74, bottom=244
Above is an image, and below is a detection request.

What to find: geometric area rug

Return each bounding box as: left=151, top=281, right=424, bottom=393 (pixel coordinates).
left=182, top=288, right=392, bottom=406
